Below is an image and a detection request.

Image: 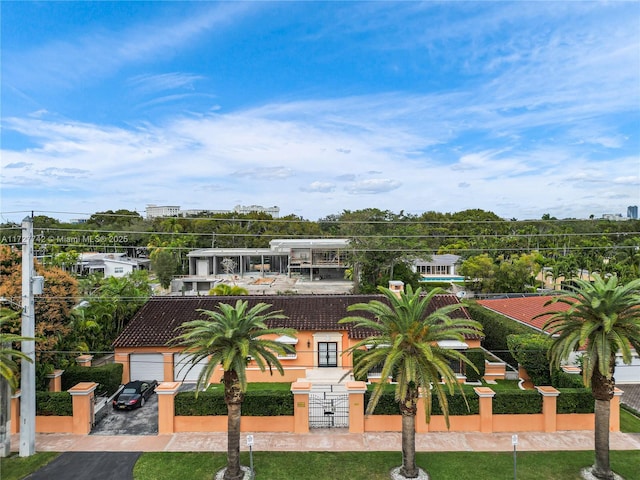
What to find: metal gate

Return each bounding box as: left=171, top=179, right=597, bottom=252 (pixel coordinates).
left=309, top=390, right=349, bottom=428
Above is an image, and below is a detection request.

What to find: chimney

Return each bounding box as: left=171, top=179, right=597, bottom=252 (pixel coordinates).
left=388, top=280, right=405, bottom=298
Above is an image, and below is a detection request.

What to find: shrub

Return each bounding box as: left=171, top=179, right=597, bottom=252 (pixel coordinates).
left=36, top=392, right=73, bottom=416
left=62, top=363, right=123, bottom=396
left=175, top=390, right=294, bottom=416
left=364, top=388, right=479, bottom=416
left=431, top=391, right=479, bottom=416
left=493, top=390, right=542, bottom=414
left=363, top=388, right=399, bottom=415
left=552, top=370, right=585, bottom=389
left=466, top=302, right=533, bottom=367
left=464, top=349, right=486, bottom=382
left=507, top=333, right=552, bottom=386
left=557, top=389, right=594, bottom=414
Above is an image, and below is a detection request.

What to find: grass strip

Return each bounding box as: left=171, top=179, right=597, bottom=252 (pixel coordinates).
left=133, top=450, right=640, bottom=480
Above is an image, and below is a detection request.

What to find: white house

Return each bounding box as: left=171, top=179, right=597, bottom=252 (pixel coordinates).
left=75, top=253, right=149, bottom=278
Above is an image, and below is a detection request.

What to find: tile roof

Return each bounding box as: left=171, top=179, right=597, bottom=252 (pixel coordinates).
left=113, top=294, right=476, bottom=348
left=476, top=295, right=571, bottom=333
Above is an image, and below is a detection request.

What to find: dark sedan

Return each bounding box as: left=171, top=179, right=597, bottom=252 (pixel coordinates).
left=112, top=380, right=158, bottom=410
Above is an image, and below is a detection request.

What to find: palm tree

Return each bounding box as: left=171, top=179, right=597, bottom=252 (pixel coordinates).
left=172, top=300, right=296, bottom=480
left=0, top=312, right=33, bottom=390
left=340, top=285, right=483, bottom=479
left=1, top=312, right=34, bottom=457
left=542, top=275, right=640, bottom=480
left=209, top=284, right=249, bottom=296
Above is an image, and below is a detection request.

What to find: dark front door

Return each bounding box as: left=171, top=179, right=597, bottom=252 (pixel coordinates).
left=318, top=342, right=338, bottom=367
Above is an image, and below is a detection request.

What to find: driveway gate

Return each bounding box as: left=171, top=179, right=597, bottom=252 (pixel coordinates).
left=309, top=390, right=349, bottom=428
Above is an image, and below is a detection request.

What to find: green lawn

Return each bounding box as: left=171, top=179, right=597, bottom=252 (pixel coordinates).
left=0, top=452, right=59, bottom=480
left=132, top=451, right=640, bottom=480
left=3, top=450, right=638, bottom=480
left=621, top=406, right=640, bottom=433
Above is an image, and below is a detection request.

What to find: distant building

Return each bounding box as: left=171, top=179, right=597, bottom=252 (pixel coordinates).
left=145, top=205, right=180, bottom=219
left=412, top=254, right=464, bottom=282
left=628, top=205, right=638, bottom=220
left=145, top=204, right=280, bottom=219
left=601, top=213, right=625, bottom=221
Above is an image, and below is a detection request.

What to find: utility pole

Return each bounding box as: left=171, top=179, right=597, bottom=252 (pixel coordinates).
left=20, top=216, right=35, bottom=457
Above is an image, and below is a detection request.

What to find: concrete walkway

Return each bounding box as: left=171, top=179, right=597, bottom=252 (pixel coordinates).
left=11, top=430, right=640, bottom=454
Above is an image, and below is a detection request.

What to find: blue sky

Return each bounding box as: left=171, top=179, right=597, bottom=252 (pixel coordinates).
left=1, top=1, right=639, bottom=222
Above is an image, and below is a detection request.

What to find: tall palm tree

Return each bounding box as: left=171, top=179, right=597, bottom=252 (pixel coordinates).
left=173, top=300, right=296, bottom=480
left=542, top=275, right=640, bottom=480
left=340, top=286, right=483, bottom=479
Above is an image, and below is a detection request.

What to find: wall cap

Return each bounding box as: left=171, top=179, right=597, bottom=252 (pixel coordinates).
left=290, top=381, right=312, bottom=394
left=474, top=386, right=496, bottom=398
left=536, top=386, right=560, bottom=397
left=68, top=382, right=98, bottom=395
left=156, top=382, right=182, bottom=395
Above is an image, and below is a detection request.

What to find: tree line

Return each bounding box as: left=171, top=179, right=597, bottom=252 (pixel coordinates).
left=1, top=207, right=638, bottom=292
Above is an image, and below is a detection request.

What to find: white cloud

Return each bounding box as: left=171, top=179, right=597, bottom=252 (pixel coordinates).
left=304, top=182, right=335, bottom=193
left=346, top=179, right=402, bottom=195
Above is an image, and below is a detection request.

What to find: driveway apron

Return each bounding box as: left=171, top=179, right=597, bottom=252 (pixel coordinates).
left=92, top=393, right=158, bottom=435
left=25, top=452, right=141, bottom=480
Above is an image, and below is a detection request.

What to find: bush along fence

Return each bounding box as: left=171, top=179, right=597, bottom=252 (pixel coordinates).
left=10, top=381, right=622, bottom=436
left=153, top=381, right=623, bottom=435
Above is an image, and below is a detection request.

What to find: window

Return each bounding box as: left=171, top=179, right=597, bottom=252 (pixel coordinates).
left=275, top=335, right=298, bottom=359
left=114, top=267, right=124, bottom=273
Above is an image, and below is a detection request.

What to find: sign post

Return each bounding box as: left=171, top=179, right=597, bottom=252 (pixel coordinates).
left=246, top=434, right=254, bottom=474
left=512, top=434, right=518, bottom=480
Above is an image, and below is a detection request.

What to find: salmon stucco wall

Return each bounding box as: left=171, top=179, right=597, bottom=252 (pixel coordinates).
left=174, top=416, right=295, bottom=433
left=35, top=416, right=74, bottom=433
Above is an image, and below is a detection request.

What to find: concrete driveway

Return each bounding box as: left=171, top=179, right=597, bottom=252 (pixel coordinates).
left=91, top=392, right=158, bottom=436
left=25, top=452, right=141, bottom=480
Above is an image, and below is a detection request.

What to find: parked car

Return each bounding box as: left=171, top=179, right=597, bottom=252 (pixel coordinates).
left=112, top=380, right=158, bottom=410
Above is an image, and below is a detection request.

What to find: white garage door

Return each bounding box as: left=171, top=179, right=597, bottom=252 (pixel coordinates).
left=616, top=356, right=640, bottom=384
left=174, top=354, right=209, bottom=383
left=130, top=353, right=165, bottom=382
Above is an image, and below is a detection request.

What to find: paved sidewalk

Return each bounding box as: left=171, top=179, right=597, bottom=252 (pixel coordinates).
left=11, top=430, right=640, bottom=454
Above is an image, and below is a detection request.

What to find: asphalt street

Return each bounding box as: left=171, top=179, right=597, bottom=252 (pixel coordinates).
left=24, top=452, right=142, bottom=480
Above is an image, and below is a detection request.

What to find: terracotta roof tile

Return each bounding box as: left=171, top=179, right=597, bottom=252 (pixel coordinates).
left=476, top=295, right=571, bottom=333
left=113, top=294, right=476, bottom=348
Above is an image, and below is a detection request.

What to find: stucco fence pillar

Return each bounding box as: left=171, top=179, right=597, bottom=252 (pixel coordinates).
left=10, top=391, right=20, bottom=435
left=114, top=352, right=130, bottom=384
left=46, top=370, right=64, bottom=392
left=156, top=382, right=181, bottom=434
left=75, top=355, right=93, bottom=368
left=291, top=381, right=311, bottom=434
left=68, top=382, right=98, bottom=435
left=610, top=388, right=623, bottom=432
left=536, top=386, right=560, bottom=433
left=346, top=381, right=367, bottom=433
left=474, top=386, right=496, bottom=433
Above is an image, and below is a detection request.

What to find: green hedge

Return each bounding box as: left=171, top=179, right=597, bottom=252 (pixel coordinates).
left=431, top=391, right=479, bottom=416
left=492, top=390, right=542, bottom=414
left=552, top=370, right=585, bottom=389
left=364, top=388, right=479, bottom=416
left=557, top=389, right=594, bottom=414
left=61, top=363, right=123, bottom=396
left=464, top=349, right=486, bottom=382
left=36, top=392, right=73, bottom=416
left=466, top=302, right=534, bottom=367
left=175, top=390, right=294, bottom=416
left=507, top=334, right=552, bottom=386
